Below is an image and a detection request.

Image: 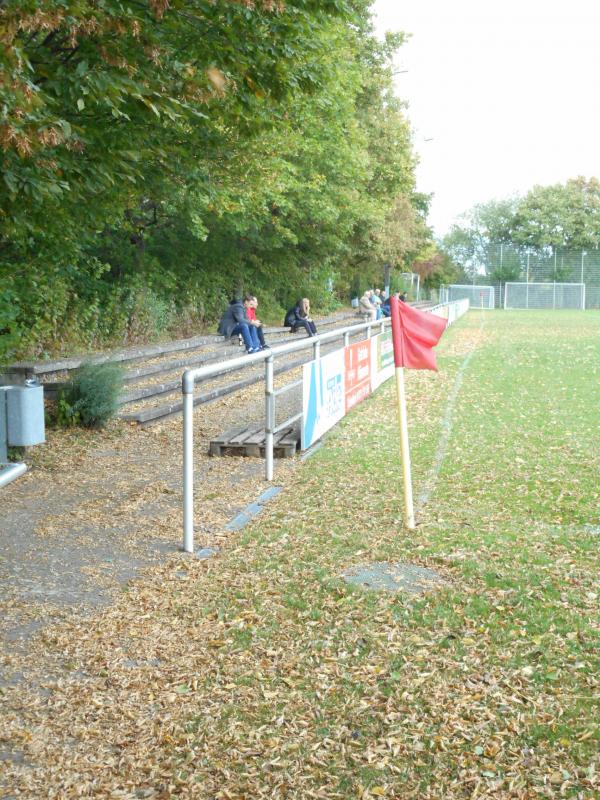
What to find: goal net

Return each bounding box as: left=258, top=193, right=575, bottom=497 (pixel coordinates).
left=447, top=284, right=495, bottom=309
left=504, top=282, right=585, bottom=310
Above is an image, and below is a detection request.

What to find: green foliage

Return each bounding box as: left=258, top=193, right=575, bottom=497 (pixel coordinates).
left=412, top=250, right=461, bottom=290
left=0, top=283, right=21, bottom=359
left=440, top=177, right=600, bottom=279
left=56, top=362, right=124, bottom=428
left=1, top=1, right=432, bottom=362
left=440, top=198, right=519, bottom=279
left=6, top=445, right=25, bottom=464
left=510, top=177, right=600, bottom=249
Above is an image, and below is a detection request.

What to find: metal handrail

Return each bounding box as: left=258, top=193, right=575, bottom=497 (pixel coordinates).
left=273, top=411, right=303, bottom=435
left=182, top=316, right=389, bottom=552
left=180, top=301, right=472, bottom=553
left=271, top=378, right=303, bottom=442
left=274, top=378, right=302, bottom=397
left=181, top=318, right=385, bottom=392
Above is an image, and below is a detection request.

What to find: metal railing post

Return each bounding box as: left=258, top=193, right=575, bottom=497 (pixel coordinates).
left=264, top=354, right=274, bottom=481
left=180, top=316, right=396, bottom=552
left=313, top=339, right=321, bottom=361
left=182, top=386, right=195, bottom=553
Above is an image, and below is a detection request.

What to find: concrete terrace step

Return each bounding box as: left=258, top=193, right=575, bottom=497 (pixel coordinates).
left=120, top=350, right=309, bottom=427
left=2, top=311, right=356, bottom=385
left=116, top=312, right=357, bottom=406
left=1, top=309, right=366, bottom=427
left=120, top=327, right=362, bottom=426
left=2, top=333, right=219, bottom=381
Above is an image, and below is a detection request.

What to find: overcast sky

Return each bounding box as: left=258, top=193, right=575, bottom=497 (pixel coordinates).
left=371, top=0, right=600, bottom=237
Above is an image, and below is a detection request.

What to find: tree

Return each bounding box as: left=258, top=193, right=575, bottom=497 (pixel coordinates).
left=412, top=249, right=460, bottom=290
left=0, top=1, right=426, bottom=360
left=509, top=177, right=600, bottom=250
left=439, top=178, right=600, bottom=284
left=440, top=198, right=519, bottom=279
left=375, top=194, right=431, bottom=267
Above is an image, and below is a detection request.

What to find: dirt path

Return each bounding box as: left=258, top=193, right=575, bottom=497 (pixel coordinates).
left=0, top=367, right=303, bottom=689
left=1, top=309, right=366, bottom=685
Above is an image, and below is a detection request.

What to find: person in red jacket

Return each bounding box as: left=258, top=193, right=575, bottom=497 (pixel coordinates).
left=244, top=294, right=269, bottom=349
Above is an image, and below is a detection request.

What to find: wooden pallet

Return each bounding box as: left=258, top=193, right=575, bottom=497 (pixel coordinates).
left=209, top=422, right=299, bottom=458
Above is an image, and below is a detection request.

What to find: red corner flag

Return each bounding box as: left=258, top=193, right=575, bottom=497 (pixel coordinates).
left=390, top=297, right=447, bottom=371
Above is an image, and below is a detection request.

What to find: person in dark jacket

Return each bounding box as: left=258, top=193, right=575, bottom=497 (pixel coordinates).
left=218, top=298, right=261, bottom=353
left=284, top=298, right=317, bottom=336
left=381, top=291, right=400, bottom=317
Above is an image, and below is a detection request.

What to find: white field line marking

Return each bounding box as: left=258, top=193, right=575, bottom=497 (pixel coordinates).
left=416, top=317, right=485, bottom=509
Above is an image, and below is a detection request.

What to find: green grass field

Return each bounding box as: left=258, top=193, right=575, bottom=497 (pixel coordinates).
left=187, top=310, right=599, bottom=798
left=5, top=310, right=598, bottom=799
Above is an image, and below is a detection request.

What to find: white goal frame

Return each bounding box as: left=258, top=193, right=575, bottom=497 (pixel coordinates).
left=504, top=282, right=585, bottom=310
left=445, top=284, right=495, bottom=309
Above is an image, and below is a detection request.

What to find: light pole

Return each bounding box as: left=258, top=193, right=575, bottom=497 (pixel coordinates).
left=383, top=263, right=391, bottom=298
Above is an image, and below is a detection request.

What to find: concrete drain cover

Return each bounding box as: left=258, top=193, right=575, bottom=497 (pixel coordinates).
left=583, top=524, right=600, bottom=535
left=343, top=562, right=447, bottom=594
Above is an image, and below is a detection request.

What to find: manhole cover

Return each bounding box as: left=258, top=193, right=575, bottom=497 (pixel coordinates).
left=343, top=562, right=447, bottom=594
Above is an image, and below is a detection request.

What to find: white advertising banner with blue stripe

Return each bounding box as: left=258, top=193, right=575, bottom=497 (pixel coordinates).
left=301, top=348, right=345, bottom=450
left=301, top=331, right=396, bottom=450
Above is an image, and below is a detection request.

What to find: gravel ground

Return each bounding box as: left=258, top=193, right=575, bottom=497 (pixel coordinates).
left=0, top=313, right=364, bottom=688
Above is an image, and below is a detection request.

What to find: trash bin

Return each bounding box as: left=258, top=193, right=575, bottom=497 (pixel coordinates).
left=351, top=297, right=359, bottom=309
left=4, top=380, right=45, bottom=447
left=1, top=380, right=45, bottom=485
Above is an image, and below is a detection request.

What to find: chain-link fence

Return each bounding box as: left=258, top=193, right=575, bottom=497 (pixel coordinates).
left=440, top=285, right=495, bottom=309
left=504, top=282, right=585, bottom=310
left=451, top=244, right=600, bottom=309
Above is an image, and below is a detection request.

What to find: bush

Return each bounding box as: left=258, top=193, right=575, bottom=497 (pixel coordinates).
left=56, top=362, right=124, bottom=428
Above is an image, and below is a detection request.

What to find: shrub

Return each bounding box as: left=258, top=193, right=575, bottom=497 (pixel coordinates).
left=57, top=362, right=124, bottom=428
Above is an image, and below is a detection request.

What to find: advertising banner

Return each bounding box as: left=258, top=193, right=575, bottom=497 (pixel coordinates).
left=301, top=306, right=464, bottom=451
left=301, top=348, right=345, bottom=450
left=431, top=304, right=449, bottom=319
left=370, top=330, right=394, bottom=390
left=301, top=333, right=397, bottom=451
left=344, top=340, right=372, bottom=412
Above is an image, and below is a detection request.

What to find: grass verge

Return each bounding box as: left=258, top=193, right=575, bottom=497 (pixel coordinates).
left=2, top=310, right=598, bottom=799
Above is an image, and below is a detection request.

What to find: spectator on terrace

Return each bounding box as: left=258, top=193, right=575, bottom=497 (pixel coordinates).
left=371, top=288, right=383, bottom=320
left=359, top=290, right=377, bottom=321
left=381, top=291, right=399, bottom=317
left=217, top=297, right=261, bottom=354
left=285, top=297, right=317, bottom=337
left=244, top=294, right=269, bottom=349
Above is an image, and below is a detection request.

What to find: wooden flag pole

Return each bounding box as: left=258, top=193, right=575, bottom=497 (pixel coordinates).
left=395, top=365, right=416, bottom=529
left=389, top=294, right=447, bottom=529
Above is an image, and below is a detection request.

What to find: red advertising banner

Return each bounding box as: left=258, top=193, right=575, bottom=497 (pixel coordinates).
left=345, top=340, right=372, bottom=412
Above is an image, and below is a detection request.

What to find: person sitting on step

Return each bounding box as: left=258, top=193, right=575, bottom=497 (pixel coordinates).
left=371, top=288, right=383, bottom=320
left=359, top=290, right=377, bottom=321
left=244, top=294, right=269, bottom=349
left=217, top=296, right=261, bottom=354
left=381, top=291, right=399, bottom=317
left=285, top=297, right=317, bottom=337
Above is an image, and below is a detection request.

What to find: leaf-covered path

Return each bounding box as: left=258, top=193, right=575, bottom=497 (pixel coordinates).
left=1, top=311, right=598, bottom=799
left=0, top=370, right=299, bottom=678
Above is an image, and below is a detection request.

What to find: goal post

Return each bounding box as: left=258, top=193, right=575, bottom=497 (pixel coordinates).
left=504, top=282, right=585, bottom=310
left=447, top=284, right=495, bottom=309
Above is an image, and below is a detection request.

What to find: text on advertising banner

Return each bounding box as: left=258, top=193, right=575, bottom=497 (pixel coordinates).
left=301, top=348, right=345, bottom=450
left=370, top=330, right=394, bottom=390
left=344, top=340, right=372, bottom=412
